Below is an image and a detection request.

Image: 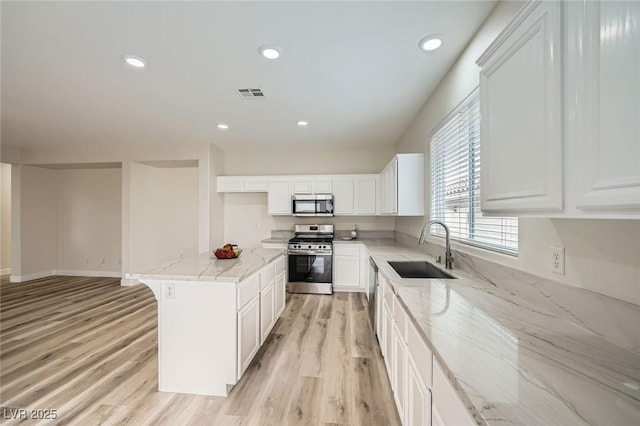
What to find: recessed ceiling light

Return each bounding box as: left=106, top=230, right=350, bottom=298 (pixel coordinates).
left=297, top=120, right=309, bottom=126
left=259, top=46, right=280, bottom=60
left=217, top=123, right=229, bottom=130
left=419, top=35, right=443, bottom=51
left=123, top=54, right=147, bottom=69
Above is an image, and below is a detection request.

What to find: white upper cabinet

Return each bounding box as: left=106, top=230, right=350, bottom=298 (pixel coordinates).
left=566, top=0, right=640, bottom=215
left=478, top=0, right=640, bottom=218
left=294, top=176, right=333, bottom=194
left=217, top=176, right=268, bottom=193
left=477, top=0, right=563, bottom=214
left=354, top=175, right=377, bottom=216
left=267, top=178, right=292, bottom=215
left=381, top=153, right=424, bottom=216
left=332, top=176, right=355, bottom=215
left=313, top=177, right=332, bottom=194
left=293, top=178, right=313, bottom=194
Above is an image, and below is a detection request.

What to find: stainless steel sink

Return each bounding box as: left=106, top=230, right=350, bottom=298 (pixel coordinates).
left=388, top=261, right=456, bottom=279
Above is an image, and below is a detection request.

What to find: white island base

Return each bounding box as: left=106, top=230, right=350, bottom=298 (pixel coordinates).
left=129, top=249, right=287, bottom=396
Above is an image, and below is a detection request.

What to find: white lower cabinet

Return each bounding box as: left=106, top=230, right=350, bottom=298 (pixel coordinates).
left=275, top=271, right=286, bottom=318
left=407, top=356, right=432, bottom=426
left=237, top=295, right=260, bottom=380
left=333, top=243, right=367, bottom=291
left=237, top=254, right=286, bottom=381
left=377, top=270, right=473, bottom=426
left=432, top=359, right=476, bottom=426
left=392, top=321, right=406, bottom=421
left=260, top=282, right=275, bottom=343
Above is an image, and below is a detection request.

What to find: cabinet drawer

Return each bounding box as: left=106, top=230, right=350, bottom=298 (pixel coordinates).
left=407, top=319, right=432, bottom=388
left=260, top=263, right=276, bottom=290
left=238, top=273, right=260, bottom=309
left=275, top=255, right=285, bottom=276
left=333, top=244, right=361, bottom=256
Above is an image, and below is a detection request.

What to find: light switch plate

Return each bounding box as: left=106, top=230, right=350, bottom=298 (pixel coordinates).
left=551, top=247, right=565, bottom=274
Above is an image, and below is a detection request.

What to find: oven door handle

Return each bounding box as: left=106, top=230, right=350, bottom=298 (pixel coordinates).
left=287, top=250, right=333, bottom=256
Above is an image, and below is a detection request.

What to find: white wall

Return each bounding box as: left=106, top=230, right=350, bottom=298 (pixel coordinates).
left=224, top=146, right=395, bottom=175
left=58, top=168, right=121, bottom=274
left=11, top=165, right=59, bottom=280
left=209, top=145, right=225, bottom=250
left=1, top=164, right=12, bottom=274
left=11, top=140, right=211, bottom=284
left=131, top=163, right=199, bottom=272
left=394, top=0, right=640, bottom=306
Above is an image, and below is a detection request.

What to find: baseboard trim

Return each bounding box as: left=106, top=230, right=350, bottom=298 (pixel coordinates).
left=120, top=278, right=141, bottom=287
left=10, top=269, right=121, bottom=283
left=56, top=270, right=122, bottom=278
left=10, top=270, right=57, bottom=283
left=332, top=287, right=366, bottom=293
left=0, top=267, right=11, bottom=276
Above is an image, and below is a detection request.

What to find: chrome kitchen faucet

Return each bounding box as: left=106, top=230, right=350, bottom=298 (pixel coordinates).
left=419, top=220, right=454, bottom=270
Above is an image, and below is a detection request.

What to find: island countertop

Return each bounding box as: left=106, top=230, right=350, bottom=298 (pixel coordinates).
left=126, top=248, right=285, bottom=283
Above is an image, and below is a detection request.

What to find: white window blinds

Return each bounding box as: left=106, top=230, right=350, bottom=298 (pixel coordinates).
left=430, top=89, right=518, bottom=255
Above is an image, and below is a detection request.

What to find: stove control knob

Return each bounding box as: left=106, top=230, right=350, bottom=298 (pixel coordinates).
left=308, top=245, right=312, bottom=249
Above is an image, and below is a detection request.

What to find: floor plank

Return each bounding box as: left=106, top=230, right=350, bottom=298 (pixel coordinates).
left=0, top=275, right=400, bottom=425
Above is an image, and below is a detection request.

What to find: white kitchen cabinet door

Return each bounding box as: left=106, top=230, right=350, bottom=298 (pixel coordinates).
left=237, top=295, right=260, bottom=380
left=381, top=159, right=399, bottom=215
left=268, top=178, right=292, bottom=215
left=392, top=321, right=406, bottom=422
left=354, top=175, right=377, bottom=215
left=333, top=177, right=355, bottom=215
left=432, top=360, right=476, bottom=426
left=383, top=304, right=395, bottom=383
left=294, top=178, right=313, bottom=194
left=313, top=177, right=332, bottom=194
left=243, top=177, right=268, bottom=192
left=260, top=283, right=275, bottom=343
left=333, top=255, right=360, bottom=288
left=376, top=279, right=383, bottom=341
left=275, top=272, right=286, bottom=318
left=477, top=0, right=563, bottom=214
left=217, top=176, right=244, bottom=192
left=567, top=0, right=640, bottom=214
left=406, top=357, right=431, bottom=426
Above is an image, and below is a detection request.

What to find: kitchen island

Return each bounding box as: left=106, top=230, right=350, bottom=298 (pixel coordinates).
left=126, top=248, right=286, bottom=396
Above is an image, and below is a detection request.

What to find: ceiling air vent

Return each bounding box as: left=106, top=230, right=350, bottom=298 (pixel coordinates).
left=236, top=88, right=265, bottom=99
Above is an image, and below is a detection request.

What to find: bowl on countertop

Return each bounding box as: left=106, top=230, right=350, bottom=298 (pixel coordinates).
left=214, top=248, right=242, bottom=259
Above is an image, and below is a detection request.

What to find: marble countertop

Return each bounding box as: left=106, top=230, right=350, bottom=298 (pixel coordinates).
left=127, top=248, right=285, bottom=283
left=365, top=240, right=640, bottom=425
left=260, top=237, right=289, bottom=244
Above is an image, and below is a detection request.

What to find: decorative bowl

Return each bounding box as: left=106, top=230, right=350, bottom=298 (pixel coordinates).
left=214, top=248, right=242, bottom=259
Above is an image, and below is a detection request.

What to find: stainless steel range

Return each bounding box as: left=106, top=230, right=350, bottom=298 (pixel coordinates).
left=287, top=224, right=334, bottom=294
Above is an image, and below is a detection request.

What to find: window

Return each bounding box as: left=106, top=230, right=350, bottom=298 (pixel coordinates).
left=430, top=89, right=518, bottom=255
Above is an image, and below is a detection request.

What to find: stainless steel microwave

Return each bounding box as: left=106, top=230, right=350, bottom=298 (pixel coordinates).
left=292, top=194, right=334, bottom=217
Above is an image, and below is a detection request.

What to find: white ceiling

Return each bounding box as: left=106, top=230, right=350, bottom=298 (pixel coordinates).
left=1, top=1, right=496, bottom=152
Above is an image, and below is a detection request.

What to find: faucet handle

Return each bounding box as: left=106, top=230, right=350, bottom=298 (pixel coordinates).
left=435, top=255, right=442, bottom=264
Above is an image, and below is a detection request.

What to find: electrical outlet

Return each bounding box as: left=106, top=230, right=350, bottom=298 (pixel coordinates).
left=551, top=246, right=565, bottom=274
left=166, top=282, right=175, bottom=300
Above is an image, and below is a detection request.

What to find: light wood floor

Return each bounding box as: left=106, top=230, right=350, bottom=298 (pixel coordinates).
left=0, top=275, right=400, bottom=425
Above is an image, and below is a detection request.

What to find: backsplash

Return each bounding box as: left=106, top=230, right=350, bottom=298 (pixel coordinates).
left=394, top=231, right=640, bottom=355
